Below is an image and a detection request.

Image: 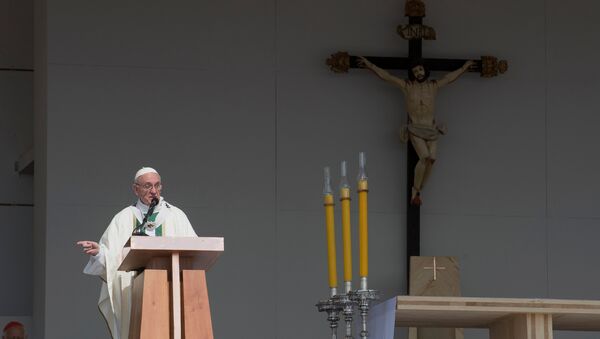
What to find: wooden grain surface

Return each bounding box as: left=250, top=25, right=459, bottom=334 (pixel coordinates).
left=396, top=296, right=600, bottom=331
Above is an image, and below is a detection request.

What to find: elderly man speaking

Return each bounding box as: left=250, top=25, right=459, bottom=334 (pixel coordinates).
left=77, top=167, right=197, bottom=339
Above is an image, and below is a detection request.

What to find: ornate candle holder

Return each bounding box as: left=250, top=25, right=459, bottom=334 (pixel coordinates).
left=333, top=292, right=357, bottom=339
left=317, top=284, right=379, bottom=339
left=318, top=152, right=378, bottom=339
left=352, top=277, right=379, bottom=339
left=316, top=298, right=343, bottom=339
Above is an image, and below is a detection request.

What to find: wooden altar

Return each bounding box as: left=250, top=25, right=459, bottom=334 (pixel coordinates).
left=395, top=296, right=600, bottom=339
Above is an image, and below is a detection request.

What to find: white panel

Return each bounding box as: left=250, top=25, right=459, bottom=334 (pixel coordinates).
left=421, top=214, right=548, bottom=298
left=276, top=211, right=341, bottom=338
left=46, top=64, right=276, bottom=211
left=0, top=73, right=33, bottom=204
left=0, top=2, right=33, bottom=319
left=0, top=207, right=33, bottom=315
left=547, top=217, right=600, bottom=299
left=48, top=0, right=275, bottom=70
left=277, top=0, right=406, bottom=70
left=0, top=0, right=33, bottom=68
left=207, top=209, right=276, bottom=339
left=548, top=217, right=600, bottom=339
left=546, top=0, right=600, bottom=219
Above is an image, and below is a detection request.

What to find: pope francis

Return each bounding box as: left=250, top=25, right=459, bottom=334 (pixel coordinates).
left=77, top=167, right=197, bottom=339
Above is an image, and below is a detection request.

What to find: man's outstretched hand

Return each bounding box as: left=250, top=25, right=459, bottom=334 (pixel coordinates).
left=76, top=240, right=100, bottom=256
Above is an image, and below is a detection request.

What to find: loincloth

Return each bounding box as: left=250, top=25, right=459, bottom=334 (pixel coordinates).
left=399, top=123, right=447, bottom=143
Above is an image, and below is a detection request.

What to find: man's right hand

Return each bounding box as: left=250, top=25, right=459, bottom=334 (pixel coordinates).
left=77, top=240, right=100, bottom=256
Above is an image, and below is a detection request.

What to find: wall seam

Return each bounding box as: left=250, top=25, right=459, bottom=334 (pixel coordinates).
left=274, top=0, right=280, bottom=337
left=543, top=0, right=550, bottom=298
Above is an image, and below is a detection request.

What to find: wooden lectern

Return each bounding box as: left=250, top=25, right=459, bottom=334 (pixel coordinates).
left=118, top=236, right=224, bottom=339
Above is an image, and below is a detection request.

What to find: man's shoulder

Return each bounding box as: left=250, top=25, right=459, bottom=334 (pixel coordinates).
left=164, top=201, right=187, bottom=216
left=112, top=205, right=135, bottom=219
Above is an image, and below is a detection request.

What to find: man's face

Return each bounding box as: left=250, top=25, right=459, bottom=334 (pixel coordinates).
left=412, top=65, right=426, bottom=82
left=3, top=325, right=25, bottom=339
left=133, top=173, right=162, bottom=205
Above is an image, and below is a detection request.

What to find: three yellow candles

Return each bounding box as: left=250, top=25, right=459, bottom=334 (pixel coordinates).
left=322, top=153, right=369, bottom=294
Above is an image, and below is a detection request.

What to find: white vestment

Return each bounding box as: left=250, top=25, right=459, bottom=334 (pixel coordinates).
left=83, top=197, right=197, bottom=339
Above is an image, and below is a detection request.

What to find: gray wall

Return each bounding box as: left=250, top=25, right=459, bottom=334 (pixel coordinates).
left=33, top=0, right=47, bottom=337
left=33, top=0, right=600, bottom=338
left=0, top=0, right=33, bottom=323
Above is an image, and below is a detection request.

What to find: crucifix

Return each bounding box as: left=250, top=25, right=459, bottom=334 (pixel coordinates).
left=325, top=0, right=507, bottom=290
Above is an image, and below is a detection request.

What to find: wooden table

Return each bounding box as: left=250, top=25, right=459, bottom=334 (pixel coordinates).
left=395, top=296, right=600, bottom=339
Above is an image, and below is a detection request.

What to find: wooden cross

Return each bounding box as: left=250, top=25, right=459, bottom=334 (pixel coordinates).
left=325, top=0, right=507, bottom=291
left=423, top=256, right=446, bottom=281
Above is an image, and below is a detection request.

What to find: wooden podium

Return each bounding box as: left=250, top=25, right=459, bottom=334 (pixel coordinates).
left=118, top=236, right=224, bottom=339
left=395, top=296, right=600, bottom=339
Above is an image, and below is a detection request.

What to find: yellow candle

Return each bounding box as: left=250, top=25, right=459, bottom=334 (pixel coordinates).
left=358, top=179, right=368, bottom=278
left=340, top=186, right=352, bottom=283
left=324, top=193, right=338, bottom=288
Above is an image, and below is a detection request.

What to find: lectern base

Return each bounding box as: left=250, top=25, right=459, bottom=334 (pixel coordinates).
left=130, top=270, right=170, bottom=339
left=129, top=269, right=214, bottom=339
left=182, top=270, right=214, bottom=338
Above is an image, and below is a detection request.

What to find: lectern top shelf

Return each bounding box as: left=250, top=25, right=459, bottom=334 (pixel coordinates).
left=118, top=236, right=224, bottom=272
left=395, top=296, right=600, bottom=331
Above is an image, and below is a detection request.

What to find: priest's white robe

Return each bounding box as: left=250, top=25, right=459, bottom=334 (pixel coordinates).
left=83, top=198, right=197, bottom=339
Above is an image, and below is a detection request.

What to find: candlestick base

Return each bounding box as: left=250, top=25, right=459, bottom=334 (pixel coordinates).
left=316, top=299, right=344, bottom=339
left=351, top=289, right=379, bottom=339
left=333, top=293, right=357, bottom=339
left=317, top=288, right=379, bottom=339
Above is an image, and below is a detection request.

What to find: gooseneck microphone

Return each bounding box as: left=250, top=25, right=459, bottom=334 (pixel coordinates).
left=132, top=197, right=159, bottom=236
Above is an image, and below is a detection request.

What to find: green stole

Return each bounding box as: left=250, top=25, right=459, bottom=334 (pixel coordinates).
left=133, top=211, right=163, bottom=236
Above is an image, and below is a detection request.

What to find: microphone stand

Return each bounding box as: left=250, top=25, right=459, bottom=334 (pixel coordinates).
left=132, top=198, right=159, bottom=236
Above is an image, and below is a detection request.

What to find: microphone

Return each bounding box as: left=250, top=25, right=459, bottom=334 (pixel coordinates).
left=149, top=197, right=159, bottom=209
left=132, top=197, right=159, bottom=236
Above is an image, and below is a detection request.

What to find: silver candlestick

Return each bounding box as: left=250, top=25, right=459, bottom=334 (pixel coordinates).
left=352, top=277, right=379, bottom=339
left=333, top=292, right=357, bottom=339
left=316, top=298, right=343, bottom=339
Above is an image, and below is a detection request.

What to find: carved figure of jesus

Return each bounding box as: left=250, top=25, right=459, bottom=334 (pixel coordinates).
left=358, top=56, right=474, bottom=205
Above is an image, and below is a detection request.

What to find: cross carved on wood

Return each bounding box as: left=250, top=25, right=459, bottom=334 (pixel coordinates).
left=325, top=0, right=507, bottom=290
left=423, top=256, right=446, bottom=281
